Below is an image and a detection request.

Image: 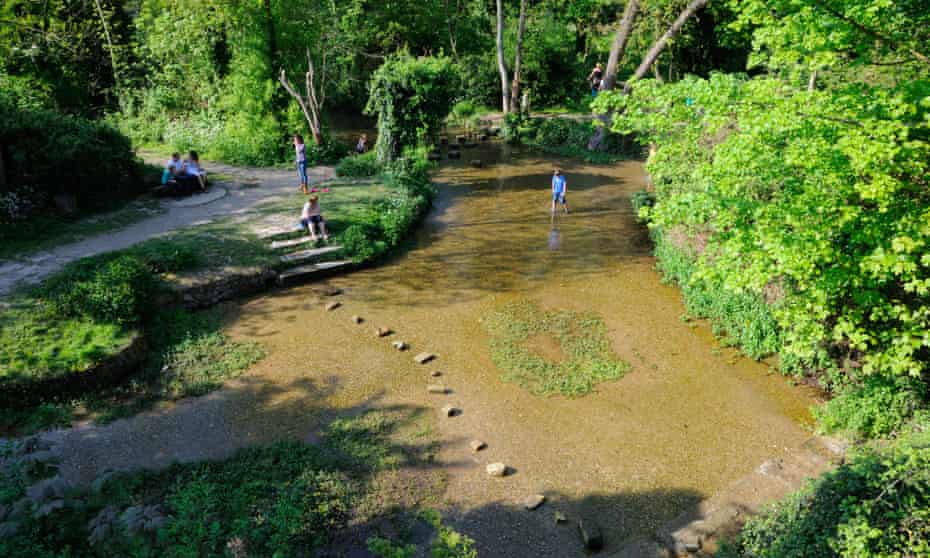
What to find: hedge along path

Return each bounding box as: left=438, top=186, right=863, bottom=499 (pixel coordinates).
left=0, top=157, right=335, bottom=297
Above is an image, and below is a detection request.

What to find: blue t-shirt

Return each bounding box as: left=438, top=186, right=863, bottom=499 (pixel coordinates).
left=552, top=175, right=566, bottom=194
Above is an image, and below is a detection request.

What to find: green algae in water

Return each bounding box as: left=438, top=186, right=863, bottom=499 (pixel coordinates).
left=484, top=300, right=630, bottom=397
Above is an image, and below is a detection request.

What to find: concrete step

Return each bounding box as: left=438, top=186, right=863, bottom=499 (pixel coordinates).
left=270, top=236, right=315, bottom=250
left=278, top=260, right=352, bottom=285
left=280, top=245, right=342, bottom=264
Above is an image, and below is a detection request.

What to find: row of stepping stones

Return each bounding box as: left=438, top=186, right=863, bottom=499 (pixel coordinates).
left=322, top=288, right=604, bottom=553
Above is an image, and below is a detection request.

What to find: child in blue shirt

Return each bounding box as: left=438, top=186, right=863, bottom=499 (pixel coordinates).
left=551, top=168, right=568, bottom=214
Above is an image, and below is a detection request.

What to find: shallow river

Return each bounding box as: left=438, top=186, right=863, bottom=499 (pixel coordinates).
left=222, top=141, right=819, bottom=556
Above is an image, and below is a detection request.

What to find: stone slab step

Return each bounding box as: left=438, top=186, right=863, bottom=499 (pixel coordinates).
left=278, top=260, right=352, bottom=286
left=270, top=236, right=315, bottom=250
left=280, top=245, right=342, bottom=264
left=257, top=225, right=301, bottom=240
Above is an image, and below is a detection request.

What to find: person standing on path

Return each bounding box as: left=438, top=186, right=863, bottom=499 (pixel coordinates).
left=294, top=134, right=309, bottom=194
left=551, top=168, right=568, bottom=214
left=587, top=63, right=604, bottom=97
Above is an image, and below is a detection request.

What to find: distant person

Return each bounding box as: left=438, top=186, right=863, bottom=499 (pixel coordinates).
left=300, top=194, right=329, bottom=242
left=162, top=152, right=183, bottom=184
left=587, top=63, right=604, bottom=97
left=356, top=133, right=368, bottom=154
left=551, top=168, right=568, bottom=214
left=181, top=150, right=207, bottom=191
left=294, top=134, right=308, bottom=194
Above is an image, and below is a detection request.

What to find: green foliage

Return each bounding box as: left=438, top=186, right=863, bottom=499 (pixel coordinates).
left=337, top=151, right=383, bottom=177
left=718, top=439, right=930, bottom=558
left=0, top=411, right=406, bottom=557
left=341, top=154, right=434, bottom=263
left=484, top=300, right=630, bottom=397
left=0, top=90, right=144, bottom=243
left=653, top=231, right=782, bottom=360
left=600, top=70, right=930, bottom=435
left=815, top=375, right=928, bottom=440
left=150, top=309, right=266, bottom=399
left=43, top=256, right=156, bottom=325
left=509, top=117, right=637, bottom=163
left=366, top=55, right=458, bottom=162
left=630, top=189, right=655, bottom=223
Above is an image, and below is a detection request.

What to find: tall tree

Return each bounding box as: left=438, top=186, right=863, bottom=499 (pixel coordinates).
left=600, top=0, right=640, bottom=92
left=495, top=0, right=511, bottom=113
left=590, top=0, right=710, bottom=149
left=588, top=0, right=640, bottom=150
left=623, top=0, right=710, bottom=94
left=509, top=0, right=527, bottom=112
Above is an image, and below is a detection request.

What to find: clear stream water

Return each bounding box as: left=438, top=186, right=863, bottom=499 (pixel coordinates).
left=217, top=140, right=821, bottom=555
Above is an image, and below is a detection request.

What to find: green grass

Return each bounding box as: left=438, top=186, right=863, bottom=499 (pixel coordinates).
left=484, top=299, right=630, bottom=397
left=0, top=408, right=446, bottom=557
left=0, top=197, right=163, bottom=261
left=0, top=299, right=135, bottom=384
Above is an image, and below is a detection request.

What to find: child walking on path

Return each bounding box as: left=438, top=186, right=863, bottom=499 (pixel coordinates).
left=294, top=134, right=308, bottom=194
left=551, top=168, right=568, bottom=214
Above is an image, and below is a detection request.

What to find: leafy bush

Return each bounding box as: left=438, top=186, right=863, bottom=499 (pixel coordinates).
left=342, top=222, right=387, bottom=263
left=337, top=151, right=382, bottom=177
left=0, top=90, right=144, bottom=241
left=366, top=54, right=458, bottom=162
left=718, top=440, right=930, bottom=558
left=630, top=189, right=655, bottom=222
left=602, top=73, right=930, bottom=434
left=43, top=256, right=156, bottom=325
left=815, top=375, right=928, bottom=440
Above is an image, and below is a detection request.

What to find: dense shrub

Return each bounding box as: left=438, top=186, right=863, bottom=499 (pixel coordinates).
left=604, top=73, right=930, bottom=434
left=512, top=117, right=636, bottom=162
left=366, top=54, right=458, bottom=162
left=814, top=375, right=928, bottom=440
left=0, top=92, right=142, bottom=211
left=719, top=439, right=930, bottom=558
left=336, top=151, right=382, bottom=177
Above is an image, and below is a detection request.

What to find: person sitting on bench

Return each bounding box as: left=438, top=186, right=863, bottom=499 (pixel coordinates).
left=300, top=194, right=329, bottom=242
left=180, top=150, right=207, bottom=192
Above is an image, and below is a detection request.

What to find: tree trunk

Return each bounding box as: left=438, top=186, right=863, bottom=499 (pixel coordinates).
left=623, top=0, right=710, bottom=94
left=600, top=0, right=640, bottom=92
left=590, top=0, right=709, bottom=151
left=279, top=51, right=325, bottom=146
left=808, top=68, right=818, bottom=91
left=588, top=0, right=640, bottom=150
left=652, top=61, right=664, bottom=82
left=92, top=0, right=121, bottom=100
left=495, top=0, right=511, bottom=114
left=510, top=0, right=527, bottom=113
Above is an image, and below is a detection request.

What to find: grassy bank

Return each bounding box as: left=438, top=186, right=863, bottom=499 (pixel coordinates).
left=0, top=157, right=435, bottom=434
left=505, top=115, right=641, bottom=164
left=0, top=408, right=471, bottom=557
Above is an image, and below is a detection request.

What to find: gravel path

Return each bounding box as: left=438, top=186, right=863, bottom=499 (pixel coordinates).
left=0, top=159, right=334, bottom=296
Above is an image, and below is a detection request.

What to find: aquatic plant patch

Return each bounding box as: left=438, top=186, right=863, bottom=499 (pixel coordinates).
left=484, top=300, right=630, bottom=397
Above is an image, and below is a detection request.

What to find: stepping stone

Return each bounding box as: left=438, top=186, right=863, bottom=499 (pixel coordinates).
left=270, top=236, right=314, bottom=250
left=392, top=341, right=408, bottom=351
left=447, top=151, right=461, bottom=160
left=486, top=463, right=507, bottom=477
left=278, top=261, right=352, bottom=285
left=352, top=315, right=363, bottom=324
left=470, top=160, right=483, bottom=167
left=578, top=519, right=604, bottom=551
left=440, top=405, right=459, bottom=417
left=469, top=440, right=486, bottom=452
left=524, top=494, right=546, bottom=510
left=376, top=327, right=392, bottom=338
left=280, top=245, right=343, bottom=264
left=414, top=352, right=436, bottom=364
left=325, top=301, right=341, bottom=311
left=430, top=370, right=442, bottom=377
left=426, top=384, right=448, bottom=394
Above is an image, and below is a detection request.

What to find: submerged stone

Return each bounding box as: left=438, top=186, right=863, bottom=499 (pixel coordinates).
left=524, top=494, right=546, bottom=510
left=414, top=352, right=436, bottom=364
left=486, top=462, right=507, bottom=477
left=470, top=440, right=486, bottom=452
